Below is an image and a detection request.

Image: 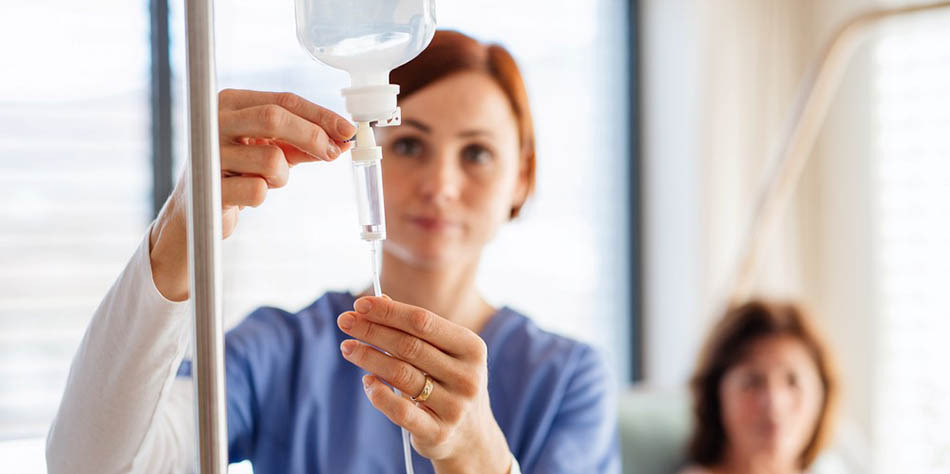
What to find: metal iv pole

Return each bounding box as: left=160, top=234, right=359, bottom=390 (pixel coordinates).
left=184, top=0, right=228, bottom=472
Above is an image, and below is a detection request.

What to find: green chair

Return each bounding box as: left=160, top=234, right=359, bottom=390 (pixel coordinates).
left=617, top=387, right=692, bottom=474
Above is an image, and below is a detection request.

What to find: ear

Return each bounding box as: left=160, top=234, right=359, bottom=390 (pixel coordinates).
left=509, top=156, right=532, bottom=219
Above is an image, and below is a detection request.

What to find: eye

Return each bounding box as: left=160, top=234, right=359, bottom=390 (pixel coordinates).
left=743, top=372, right=765, bottom=390
left=391, top=137, right=424, bottom=158
left=461, top=144, right=494, bottom=165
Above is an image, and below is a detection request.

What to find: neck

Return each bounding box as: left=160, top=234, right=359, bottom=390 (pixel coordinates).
left=371, top=247, right=495, bottom=334
left=717, top=448, right=799, bottom=474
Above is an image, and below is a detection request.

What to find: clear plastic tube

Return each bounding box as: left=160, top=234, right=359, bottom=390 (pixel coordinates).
left=352, top=159, right=386, bottom=241
left=370, top=240, right=382, bottom=297
left=368, top=225, right=412, bottom=474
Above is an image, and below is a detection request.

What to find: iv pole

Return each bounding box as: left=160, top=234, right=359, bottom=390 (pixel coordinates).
left=184, top=0, right=228, bottom=472
left=728, top=1, right=950, bottom=307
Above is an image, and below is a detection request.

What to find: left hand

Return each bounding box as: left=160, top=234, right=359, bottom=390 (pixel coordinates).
left=337, top=296, right=512, bottom=474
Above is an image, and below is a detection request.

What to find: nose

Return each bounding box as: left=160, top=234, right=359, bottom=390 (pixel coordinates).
left=417, top=147, right=462, bottom=205
left=759, top=379, right=794, bottom=419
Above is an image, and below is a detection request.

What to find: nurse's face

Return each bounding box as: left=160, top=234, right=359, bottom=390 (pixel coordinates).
left=376, top=72, right=527, bottom=268
left=719, top=335, right=825, bottom=468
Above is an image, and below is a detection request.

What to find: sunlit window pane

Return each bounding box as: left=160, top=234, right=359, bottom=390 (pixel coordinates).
left=871, top=16, right=950, bottom=474
left=0, top=1, right=151, bottom=440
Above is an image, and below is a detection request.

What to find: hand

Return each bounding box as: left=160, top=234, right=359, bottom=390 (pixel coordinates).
left=337, top=296, right=513, bottom=474
left=148, top=89, right=355, bottom=302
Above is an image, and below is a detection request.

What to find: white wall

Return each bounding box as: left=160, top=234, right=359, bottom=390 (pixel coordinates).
left=639, top=0, right=704, bottom=387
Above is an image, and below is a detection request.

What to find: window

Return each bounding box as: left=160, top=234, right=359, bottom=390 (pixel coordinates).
left=0, top=2, right=152, bottom=471
left=0, top=0, right=152, bottom=440
left=871, top=14, right=950, bottom=473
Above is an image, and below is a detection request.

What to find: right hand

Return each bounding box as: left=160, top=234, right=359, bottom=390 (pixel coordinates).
left=148, top=89, right=356, bottom=301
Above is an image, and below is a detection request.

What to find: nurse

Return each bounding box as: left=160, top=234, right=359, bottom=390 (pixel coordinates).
left=47, top=30, right=619, bottom=474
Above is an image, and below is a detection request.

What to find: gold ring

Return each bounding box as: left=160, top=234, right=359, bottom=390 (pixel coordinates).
left=412, top=375, right=434, bottom=403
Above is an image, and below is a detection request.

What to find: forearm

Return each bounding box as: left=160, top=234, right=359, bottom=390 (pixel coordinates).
left=149, top=182, right=190, bottom=302
left=46, top=227, right=192, bottom=474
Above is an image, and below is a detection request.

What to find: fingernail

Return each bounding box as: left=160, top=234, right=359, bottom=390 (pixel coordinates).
left=340, top=340, right=355, bottom=356
left=338, top=313, right=354, bottom=330
left=337, top=120, right=356, bottom=138
left=327, top=141, right=341, bottom=158
left=354, top=298, right=372, bottom=314
left=362, top=375, right=373, bottom=390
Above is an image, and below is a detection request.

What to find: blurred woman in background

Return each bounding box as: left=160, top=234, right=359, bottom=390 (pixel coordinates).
left=679, top=301, right=839, bottom=474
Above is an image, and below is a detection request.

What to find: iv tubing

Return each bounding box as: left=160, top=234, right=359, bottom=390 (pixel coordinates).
left=370, top=241, right=412, bottom=474
left=358, top=125, right=413, bottom=474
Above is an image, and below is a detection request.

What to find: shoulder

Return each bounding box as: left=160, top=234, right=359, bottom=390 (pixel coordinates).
left=491, top=311, right=620, bottom=472
left=487, top=308, right=615, bottom=406
left=489, top=308, right=611, bottom=380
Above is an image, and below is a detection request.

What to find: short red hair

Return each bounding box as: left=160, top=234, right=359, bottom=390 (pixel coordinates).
left=390, top=30, right=536, bottom=218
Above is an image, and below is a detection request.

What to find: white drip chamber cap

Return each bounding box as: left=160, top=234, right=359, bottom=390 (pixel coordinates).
left=341, top=84, right=401, bottom=126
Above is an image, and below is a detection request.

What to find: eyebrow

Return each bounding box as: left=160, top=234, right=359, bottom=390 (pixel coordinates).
left=402, top=119, right=431, bottom=133
left=458, top=129, right=492, bottom=138
left=401, top=119, right=493, bottom=139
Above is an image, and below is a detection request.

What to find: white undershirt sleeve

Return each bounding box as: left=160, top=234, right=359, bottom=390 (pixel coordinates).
left=45, top=227, right=196, bottom=474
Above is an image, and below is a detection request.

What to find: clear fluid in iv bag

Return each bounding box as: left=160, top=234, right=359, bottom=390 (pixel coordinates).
left=311, top=32, right=412, bottom=72
left=314, top=31, right=411, bottom=64
left=294, top=0, right=436, bottom=88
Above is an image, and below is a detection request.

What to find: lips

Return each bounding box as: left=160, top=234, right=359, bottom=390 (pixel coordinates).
left=407, top=215, right=460, bottom=232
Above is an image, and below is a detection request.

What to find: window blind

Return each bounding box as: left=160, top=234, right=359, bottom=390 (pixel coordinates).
left=0, top=2, right=151, bottom=442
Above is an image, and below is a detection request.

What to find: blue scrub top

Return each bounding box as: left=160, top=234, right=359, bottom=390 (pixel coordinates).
left=180, top=292, right=620, bottom=473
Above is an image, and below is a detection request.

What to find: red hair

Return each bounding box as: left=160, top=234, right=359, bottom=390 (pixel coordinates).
left=390, top=30, right=536, bottom=218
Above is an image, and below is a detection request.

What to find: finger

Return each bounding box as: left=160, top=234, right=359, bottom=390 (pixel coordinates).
left=218, top=89, right=356, bottom=141
left=341, top=340, right=457, bottom=420
left=337, top=311, right=459, bottom=381
left=220, top=144, right=290, bottom=188
left=276, top=140, right=352, bottom=166
left=353, top=297, right=487, bottom=359
left=362, top=374, right=441, bottom=441
left=219, top=105, right=343, bottom=161
left=234, top=138, right=351, bottom=166
left=222, top=176, right=268, bottom=208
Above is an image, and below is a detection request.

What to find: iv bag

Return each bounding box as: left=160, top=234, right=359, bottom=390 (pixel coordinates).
left=295, top=0, right=437, bottom=88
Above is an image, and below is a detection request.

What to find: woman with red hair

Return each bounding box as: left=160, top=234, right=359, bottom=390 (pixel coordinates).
left=48, top=30, right=620, bottom=474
